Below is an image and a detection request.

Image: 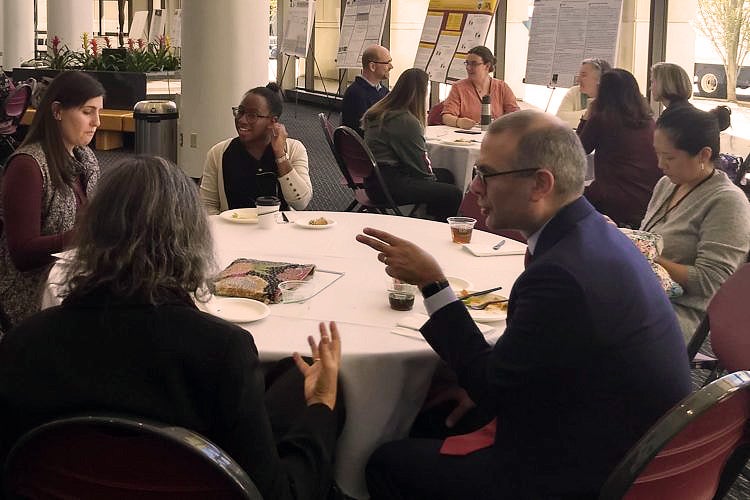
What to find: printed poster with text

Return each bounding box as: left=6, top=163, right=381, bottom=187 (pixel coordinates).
left=414, top=0, right=499, bottom=83
left=525, top=0, right=622, bottom=87
left=337, top=0, right=390, bottom=69
left=281, top=0, right=316, bottom=58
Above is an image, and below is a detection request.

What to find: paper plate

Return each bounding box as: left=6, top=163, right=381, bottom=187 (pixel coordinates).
left=295, top=217, right=337, bottom=229
left=440, top=139, right=476, bottom=147
left=202, top=297, right=270, bottom=323
left=219, top=208, right=258, bottom=224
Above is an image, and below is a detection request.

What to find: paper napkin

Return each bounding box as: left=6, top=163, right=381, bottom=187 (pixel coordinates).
left=463, top=241, right=527, bottom=257
left=390, top=313, right=495, bottom=341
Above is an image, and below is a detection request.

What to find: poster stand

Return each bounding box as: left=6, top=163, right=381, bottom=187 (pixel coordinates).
left=544, top=73, right=559, bottom=112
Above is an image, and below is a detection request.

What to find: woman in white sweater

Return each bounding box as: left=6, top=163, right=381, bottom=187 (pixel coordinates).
left=641, top=105, right=750, bottom=340
left=200, top=83, right=312, bottom=214
left=556, top=58, right=611, bottom=128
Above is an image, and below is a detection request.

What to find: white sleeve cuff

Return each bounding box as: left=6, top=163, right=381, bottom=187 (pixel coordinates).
left=424, top=286, right=459, bottom=316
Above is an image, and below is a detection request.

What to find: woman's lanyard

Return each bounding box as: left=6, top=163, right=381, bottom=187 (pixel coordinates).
left=642, top=170, right=715, bottom=232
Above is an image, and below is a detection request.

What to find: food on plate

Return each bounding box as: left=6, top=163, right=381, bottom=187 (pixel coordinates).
left=458, top=290, right=509, bottom=312
left=211, top=258, right=316, bottom=303
left=231, top=211, right=255, bottom=220
left=309, top=217, right=329, bottom=225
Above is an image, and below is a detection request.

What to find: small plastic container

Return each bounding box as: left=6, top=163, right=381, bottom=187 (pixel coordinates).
left=388, top=280, right=418, bottom=311
left=278, top=280, right=313, bottom=303
left=446, top=216, right=477, bottom=244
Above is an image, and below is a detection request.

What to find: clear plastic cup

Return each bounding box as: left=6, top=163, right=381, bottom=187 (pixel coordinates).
left=446, top=217, right=477, bottom=244
left=388, top=279, right=418, bottom=311
left=278, top=280, right=313, bottom=303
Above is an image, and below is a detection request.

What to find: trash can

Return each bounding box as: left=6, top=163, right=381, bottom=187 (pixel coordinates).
left=133, top=100, right=178, bottom=162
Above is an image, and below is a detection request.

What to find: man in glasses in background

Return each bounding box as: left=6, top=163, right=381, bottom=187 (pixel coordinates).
left=341, top=44, right=392, bottom=136
left=357, top=110, right=691, bottom=499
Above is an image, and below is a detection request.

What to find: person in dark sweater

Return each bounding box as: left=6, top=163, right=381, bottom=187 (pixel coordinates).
left=363, top=68, right=462, bottom=221
left=0, top=156, right=345, bottom=500
left=577, top=68, right=662, bottom=228
left=341, top=44, right=391, bottom=136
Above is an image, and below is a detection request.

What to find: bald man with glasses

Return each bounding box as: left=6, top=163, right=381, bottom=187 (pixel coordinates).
left=357, top=110, right=691, bottom=499
left=341, top=44, right=392, bottom=136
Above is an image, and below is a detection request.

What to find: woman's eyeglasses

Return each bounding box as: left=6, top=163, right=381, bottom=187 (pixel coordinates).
left=464, top=61, right=486, bottom=68
left=232, top=107, right=271, bottom=121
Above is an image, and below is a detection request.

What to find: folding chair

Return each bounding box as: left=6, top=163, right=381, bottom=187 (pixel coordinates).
left=687, top=263, right=750, bottom=385
left=4, top=414, right=263, bottom=499
left=599, top=370, right=750, bottom=499
left=332, top=125, right=419, bottom=216
left=318, top=112, right=359, bottom=212
left=427, top=101, right=445, bottom=126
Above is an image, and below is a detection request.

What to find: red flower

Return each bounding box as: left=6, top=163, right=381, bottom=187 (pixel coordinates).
left=127, top=38, right=134, bottom=50
left=90, top=38, right=99, bottom=57
left=137, top=38, right=145, bottom=49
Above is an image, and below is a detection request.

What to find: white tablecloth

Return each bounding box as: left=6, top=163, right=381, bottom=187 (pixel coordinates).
left=43, top=211, right=525, bottom=499
left=425, top=125, right=484, bottom=192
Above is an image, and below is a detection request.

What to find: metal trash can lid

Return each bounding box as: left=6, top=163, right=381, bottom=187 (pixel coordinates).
left=133, top=100, right=178, bottom=119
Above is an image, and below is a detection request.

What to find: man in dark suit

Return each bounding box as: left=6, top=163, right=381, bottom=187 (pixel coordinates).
left=356, top=110, right=692, bottom=499
left=341, top=44, right=391, bottom=136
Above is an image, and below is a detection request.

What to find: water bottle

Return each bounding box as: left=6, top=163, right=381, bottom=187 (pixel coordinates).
left=481, top=95, right=491, bottom=131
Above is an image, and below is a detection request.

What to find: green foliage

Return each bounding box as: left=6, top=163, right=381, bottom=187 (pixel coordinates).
left=44, top=33, right=181, bottom=73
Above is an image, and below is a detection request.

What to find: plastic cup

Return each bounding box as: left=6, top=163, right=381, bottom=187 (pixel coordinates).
left=388, top=279, right=418, bottom=311
left=447, top=217, right=477, bottom=244
left=278, top=280, right=313, bottom=303
left=256, top=196, right=281, bottom=229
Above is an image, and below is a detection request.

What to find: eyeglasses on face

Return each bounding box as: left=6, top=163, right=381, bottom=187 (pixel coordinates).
left=464, top=60, right=486, bottom=68
left=232, top=107, right=272, bottom=121
left=473, top=165, right=539, bottom=184
left=371, top=60, right=392, bottom=65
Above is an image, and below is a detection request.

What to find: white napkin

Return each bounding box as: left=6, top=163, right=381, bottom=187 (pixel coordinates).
left=463, top=240, right=527, bottom=257
left=390, top=313, right=495, bottom=341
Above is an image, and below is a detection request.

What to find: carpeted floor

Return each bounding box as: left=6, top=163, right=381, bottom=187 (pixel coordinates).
left=93, top=100, right=750, bottom=500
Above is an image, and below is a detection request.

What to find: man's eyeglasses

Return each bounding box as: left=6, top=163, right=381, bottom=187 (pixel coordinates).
left=232, top=107, right=272, bottom=121
left=464, top=61, right=485, bottom=67
left=473, top=165, right=539, bottom=184
left=371, top=60, right=392, bottom=65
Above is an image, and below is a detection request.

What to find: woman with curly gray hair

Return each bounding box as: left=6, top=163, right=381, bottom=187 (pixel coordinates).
left=0, top=156, right=345, bottom=499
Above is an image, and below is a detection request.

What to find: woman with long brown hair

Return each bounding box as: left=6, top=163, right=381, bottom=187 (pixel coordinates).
left=577, top=68, right=662, bottom=227
left=0, top=71, right=103, bottom=332
left=363, top=68, right=462, bottom=221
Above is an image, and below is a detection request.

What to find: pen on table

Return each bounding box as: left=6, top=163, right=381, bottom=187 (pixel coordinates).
left=281, top=212, right=290, bottom=223
left=492, top=239, right=506, bottom=250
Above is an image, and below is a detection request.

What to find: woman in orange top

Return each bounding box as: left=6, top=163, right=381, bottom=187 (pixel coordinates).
left=441, top=46, right=520, bottom=129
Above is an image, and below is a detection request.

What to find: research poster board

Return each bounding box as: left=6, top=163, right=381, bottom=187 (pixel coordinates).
left=169, top=9, right=182, bottom=48
left=414, top=0, right=500, bottom=83
left=149, top=9, right=166, bottom=43
left=281, top=0, right=316, bottom=58
left=129, top=11, right=149, bottom=42
left=525, top=0, right=622, bottom=87
left=336, top=0, right=390, bottom=69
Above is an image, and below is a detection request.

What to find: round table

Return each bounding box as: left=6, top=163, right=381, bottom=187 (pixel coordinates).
left=425, top=125, right=484, bottom=192
left=44, top=211, right=526, bottom=499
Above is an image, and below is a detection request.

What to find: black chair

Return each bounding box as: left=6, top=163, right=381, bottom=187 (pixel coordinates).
left=4, top=414, right=263, bottom=499
left=317, top=112, right=359, bottom=212
left=332, top=125, right=419, bottom=216
left=599, top=370, right=750, bottom=499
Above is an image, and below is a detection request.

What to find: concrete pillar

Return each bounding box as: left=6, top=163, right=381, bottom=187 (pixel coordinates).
left=3, top=0, right=34, bottom=69
left=178, top=0, right=268, bottom=178
left=47, top=0, right=94, bottom=52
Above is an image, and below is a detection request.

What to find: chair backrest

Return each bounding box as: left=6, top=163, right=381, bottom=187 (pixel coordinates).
left=427, top=101, right=444, bottom=126
left=707, top=263, right=750, bottom=372
left=1, top=84, right=32, bottom=120
left=599, top=370, right=750, bottom=500
left=458, top=190, right=527, bottom=243
left=4, top=414, right=263, bottom=499
left=318, top=112, right=336, bottom=149
left=333, top=125, right=377, bottom=182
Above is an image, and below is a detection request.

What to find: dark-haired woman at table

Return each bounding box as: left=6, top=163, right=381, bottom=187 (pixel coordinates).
left=441, top=46, right=520, bottom=130
left=0, top=156, right=345, bottom=499
left=200, top=82, right=312, bottom=214
left=641, top=106, right=750, bottom=340
left=577, top=68, right=662, bottom=228
left=0, top=71, right=103, bottom=332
